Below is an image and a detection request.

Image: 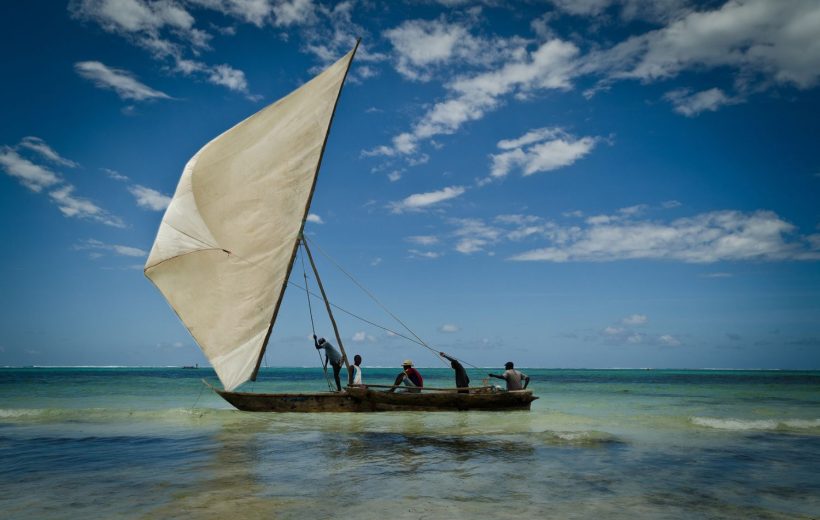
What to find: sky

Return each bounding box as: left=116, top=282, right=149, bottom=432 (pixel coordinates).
left=1, top=0, right=819, bottom=370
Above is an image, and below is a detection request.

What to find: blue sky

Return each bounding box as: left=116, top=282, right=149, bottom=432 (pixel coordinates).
left=1, top=0, right=819, bottom=369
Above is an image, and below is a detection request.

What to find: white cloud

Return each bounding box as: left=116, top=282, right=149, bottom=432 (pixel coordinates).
left=74, top=61, right=171, bottom=101
left=406, top=235, right=439, bottom=246
left=701, top=272, right=733, bottom=278
left=306, top=213, right=323, bottom=224
left=510, top=210, right=820, bottom=263
left=208, top=64, right=249, bottom=92
left=385, top=18, right=476, bottom=81
left=2, top=138, right=124, bottom=227
left=665, top=88, right=739, bottom=117
left=622, top=314, right=648, bottom=325
left=0, top=147, right=62, bottom=192
left=128, top=184, right=171, bottom=211
left=408, top=249, right=441, bottom=259
left=389, top=185, right=466, bottom=213
left=19, top=137, right=78, bottom=168
left=70, top=1, right=261, bottom=97
left=75, top=238, right=147, bottom=258
left=50, top=186, right=125, bottom=227
left=351, top=331, right=375, bottom=342
left=586, top=0, right=820, bottom=92
left=549, top=0, right=692, bottom=22
left=383, top=17, right=526, bottom=83
left=367, top=38, right=580, bottom=160
left=440, top=323, right=460, bottom=333
left=489, top=127, right=598, bottom=180
left=273, top=0, right=317, bottom=27
left=102, top=168, right=129, bottom=182
left=451, top=217, right=502, bottom=254
left=659, top=334, right=681, bottom=347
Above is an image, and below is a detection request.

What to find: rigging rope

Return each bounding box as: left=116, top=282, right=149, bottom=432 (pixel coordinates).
left=302, top=237, right=450, bottom=367
left=300, top=241, right=334, bottom=392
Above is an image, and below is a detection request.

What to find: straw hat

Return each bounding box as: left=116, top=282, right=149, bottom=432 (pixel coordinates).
left=402, top=359, right=414, bottom=366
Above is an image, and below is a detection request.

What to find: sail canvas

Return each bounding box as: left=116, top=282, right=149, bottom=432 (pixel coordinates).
left=145, top=47, right=357, bottom=391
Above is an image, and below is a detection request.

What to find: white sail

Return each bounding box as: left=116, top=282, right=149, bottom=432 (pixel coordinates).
left=145, top=46, right=357, bottom=391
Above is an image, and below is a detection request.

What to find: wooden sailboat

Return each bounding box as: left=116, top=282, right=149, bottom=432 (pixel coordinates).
left=145, top=41, right=537, bottom=412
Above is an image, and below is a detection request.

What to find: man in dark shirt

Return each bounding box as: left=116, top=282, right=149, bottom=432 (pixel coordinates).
left=440, top=352, right=470, bottom=392
left=314, top=334, right=343, bottom=392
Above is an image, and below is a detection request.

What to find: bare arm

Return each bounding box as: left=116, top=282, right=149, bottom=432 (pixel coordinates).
left=488, top=373, right=504, bottom=380
left=523, top=375, right=530, bottom=389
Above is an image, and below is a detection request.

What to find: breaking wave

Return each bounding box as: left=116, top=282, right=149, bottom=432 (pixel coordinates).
left=690, top=416, right=820, bottom=432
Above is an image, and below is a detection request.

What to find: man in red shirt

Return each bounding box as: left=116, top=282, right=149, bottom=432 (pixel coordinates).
left=389, top=359, right=423, bottom=392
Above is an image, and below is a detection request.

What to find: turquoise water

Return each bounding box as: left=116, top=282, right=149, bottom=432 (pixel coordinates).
left=1, top=368, right=819, bottom=519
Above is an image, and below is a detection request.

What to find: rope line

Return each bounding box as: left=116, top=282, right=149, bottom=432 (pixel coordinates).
left=302, top=237, right=449, bottom=367
left=300, top=242, right=334, bottom=392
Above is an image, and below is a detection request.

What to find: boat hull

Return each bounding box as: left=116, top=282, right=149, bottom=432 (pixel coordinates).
left=212, top=386, right=537, bottom=412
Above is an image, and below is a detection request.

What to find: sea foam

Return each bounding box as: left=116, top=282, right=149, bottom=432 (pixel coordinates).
left=690, top=416, right=820, bottom=431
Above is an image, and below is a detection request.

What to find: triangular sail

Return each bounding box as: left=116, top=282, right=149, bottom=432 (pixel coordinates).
left=145, top=45, right=358, bottom=391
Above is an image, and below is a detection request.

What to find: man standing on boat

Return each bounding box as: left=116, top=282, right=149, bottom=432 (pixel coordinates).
left=314, top=335, right=343, bottom=392
left=440, top=352, right=470, bottom=393
left=350, top=354, right=363, bottom=386
left=489, top=362, right=530, bottom=390
left=389, top=360, right=423, bottom=392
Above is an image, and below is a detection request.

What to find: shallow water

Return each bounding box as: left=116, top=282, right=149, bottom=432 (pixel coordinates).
left=1, top=368, right=818, bottom=519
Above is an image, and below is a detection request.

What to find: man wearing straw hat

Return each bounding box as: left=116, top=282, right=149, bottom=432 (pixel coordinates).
left=388, top=359, right=423, bottom=392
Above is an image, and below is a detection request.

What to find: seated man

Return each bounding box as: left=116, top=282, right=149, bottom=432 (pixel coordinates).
left=389, top=359, right=423, bottom=392
left=488, top=361, right=530, bottom=391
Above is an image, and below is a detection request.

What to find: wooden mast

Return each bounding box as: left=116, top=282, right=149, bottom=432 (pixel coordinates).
left=301, top=237, right=352, bottom=384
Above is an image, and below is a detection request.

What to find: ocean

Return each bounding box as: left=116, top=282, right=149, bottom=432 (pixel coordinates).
left=1, top=367, right=818, bottom=519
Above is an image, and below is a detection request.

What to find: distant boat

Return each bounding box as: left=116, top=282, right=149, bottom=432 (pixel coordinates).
left=181, top=364, right=199, bottom=369
left=144, top=40, right=536, bottom=413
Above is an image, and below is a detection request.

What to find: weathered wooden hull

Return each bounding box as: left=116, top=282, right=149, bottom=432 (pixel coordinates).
left=212, top=385, right=537, bottom=412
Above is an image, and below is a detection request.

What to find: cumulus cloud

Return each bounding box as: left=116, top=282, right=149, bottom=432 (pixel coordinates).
left=408, top=249, right=441, bottom=259
left=102, top=168, right=129, bottom=182
left=439, top=323, right=460, bottom=333
left=389, top=185, right=466, bottom=213
left=306, top=213, right=323, bottom=224
left=70, top=0, right=260, bottom=97
left=74, top=61, right=171, bottom=101
left=50, top=186, right=125, bottom=227
left=406, top=235, right=439, bottom=246
left=488, top=127, right=598, bottom=180
left=208, top=64, right=250, bottom=93
left=2, top=138, right=124, bottom=227
left=366, top=38, right=580, bottom=160
left=510, top=210, right=820, bottom=263
left=19, top=137, right=79, bottom=168
left=351, top=331, right=375, bottom=342
left=128, top=184, right=171, bottom=211
left=585, top=0, right=820, bottom=91
left=622, top=314, right=648, bottom=325
left=384, top=17, right=526, bottom=82
left=75, top=238, right=147, bottom=258
left=0, top=147, right=62, bottom=192
left=429, top=206, right=820, bottom=262
left=665, top=88, right=740, bottom=117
